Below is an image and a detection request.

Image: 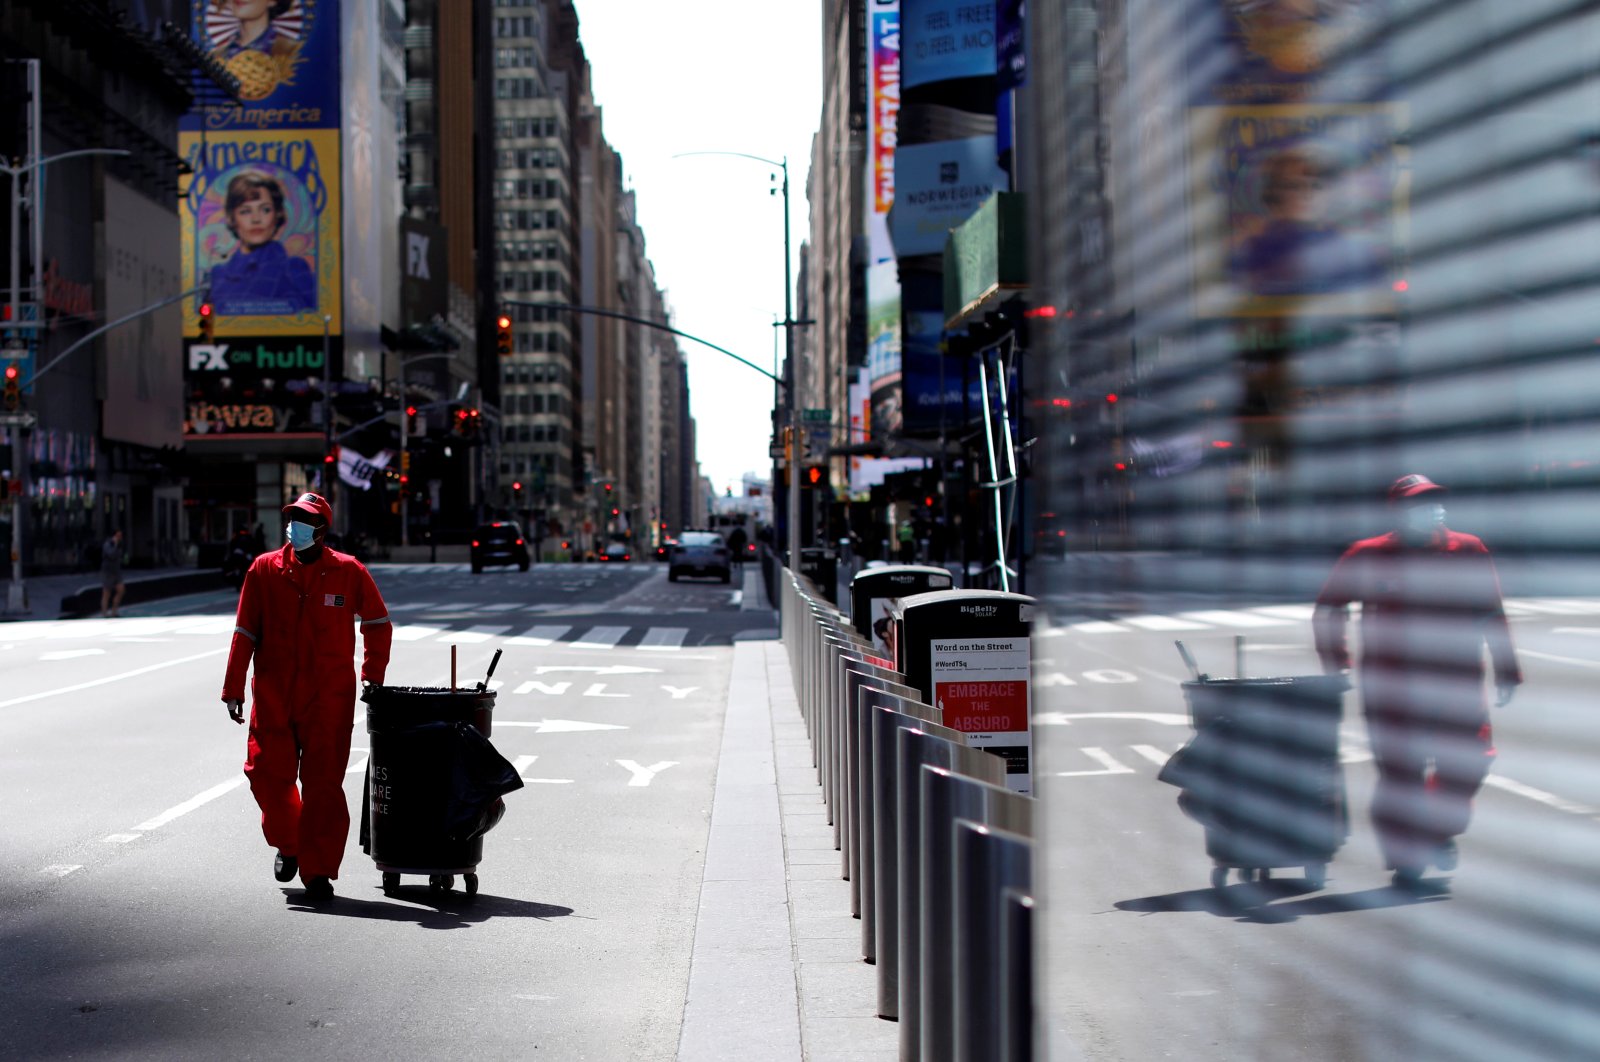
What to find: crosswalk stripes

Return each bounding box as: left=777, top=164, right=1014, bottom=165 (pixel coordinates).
left=571, top=626, right=628, bottom=650
left=637, top=627, right=688, bottom=651
left=1047, top=597, right=1600, bottom=636
left=507, top=625, right=571, bottom=647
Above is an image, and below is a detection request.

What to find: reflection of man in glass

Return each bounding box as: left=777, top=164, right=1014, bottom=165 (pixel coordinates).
left=1231, top=146, right=1386, bottom=296
left=209, top=172, right=316, bottom=316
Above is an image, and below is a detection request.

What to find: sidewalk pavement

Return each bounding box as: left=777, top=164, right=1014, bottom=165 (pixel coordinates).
left=0, top=566, right=200, bottom=621
left=679, top=579, right=897, bottom=1061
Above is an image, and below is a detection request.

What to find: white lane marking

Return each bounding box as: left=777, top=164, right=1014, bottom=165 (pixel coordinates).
left=1507, top=599, right=1600, bottom=615
left=662, top=685, right=699, bottom=700
left=478, top=602, right=524, bottom=612
left=616, top=760, right=678, bottom=787
left=0, top=648, right=228, bottom=710
left=1035, top=712, right=1190, bottom=726
left=507, top=755, right=577, bottom=784
left=1552, top=627, right=1600, bottom=636
left=1135, top=666, right=1184, bottom=686
left=1484, top=775, right=1600, bottom=816
left=637, top=627, right=688, bottom=651
left=1130, top=744, right=1172, bottom=767
left=583, top=683, right=629, bottom=699
left=1177, top=610, right=1293, bottom=628
left=1083, top=669, right=1139, bottom=684
left=517, top=681, right=571, bottom=695
left=392, top=624, right=446, bottom=642
left=1069, top=621, right=1128, bottom=634
left=512, top=754, right=537, bottom=773
left=1520, top=649, right=1600, bottom=671
left=571, top=626, right=629, bottom=650
left=439, top=624, right=512, bottom=644
left=385, top=602, right=436, bottom=612
left=1036, top=673, right=1077, bottom=687
left=39, top=649, right=106, bottom=661
left=103, top=833, right=142, bottom=844
left=41, top=864, right=83, bottom=878
left=508, top=625, right=571, bottom=647
left=165, top=617, right=238, bottom=635
left=133, top=777, right=247, bottom=831
left=1251, top=605, right=1316, bottom=621
left=1053, top=748, right=1136, bottom=777
left=1120, top=614, right=1213, bottom=632
left=495, top=718, right=627, bottom=733
left=535, top=664, right=660, bottom=675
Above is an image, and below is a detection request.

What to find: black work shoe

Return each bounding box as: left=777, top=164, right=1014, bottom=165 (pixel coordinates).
left=274, top=852, right=298, bottom=883
left=1435, top=839, right=1459, bottom=871
left=302, top=876, right=334, bottom=901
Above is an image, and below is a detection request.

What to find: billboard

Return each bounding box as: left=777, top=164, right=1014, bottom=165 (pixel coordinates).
left=183, top=0, right=342, bottom=128
left=902, top=0, right=997, bottom=90
left=179, top=128, right=343, bottom=335
left=867, top=0, right=901, bottom=265
left=867, top=260, right=903, bottom=436
left=889, top=136, right=1006, bottom=258
left=104, top=180, right=184, bottom=450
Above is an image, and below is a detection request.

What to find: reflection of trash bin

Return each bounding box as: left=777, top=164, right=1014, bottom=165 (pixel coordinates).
left=1159, top=674, right=1349, bottom=889
left=360, top=685, right=524, bottom=897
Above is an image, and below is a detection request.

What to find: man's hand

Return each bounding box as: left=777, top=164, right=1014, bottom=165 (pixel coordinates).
left=1496, top=684, right=1517, bottom=708
left=224, top=698, right=245, bottom=725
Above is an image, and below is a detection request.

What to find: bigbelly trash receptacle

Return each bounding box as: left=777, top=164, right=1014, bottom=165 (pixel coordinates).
left=360, top=683, right=524, bottom=897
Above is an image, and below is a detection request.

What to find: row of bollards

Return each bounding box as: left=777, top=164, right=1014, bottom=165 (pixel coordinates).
left=780, top=563, right=1037, bottom=1062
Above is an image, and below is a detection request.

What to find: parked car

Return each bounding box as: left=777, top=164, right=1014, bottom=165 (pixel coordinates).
left=600, top=542, right=632, bottom=563
left=471, top=521, right=530, bottom=573
left=668, top=530, right=731, bottom=583
left=655, top=536, right=678, bottom=562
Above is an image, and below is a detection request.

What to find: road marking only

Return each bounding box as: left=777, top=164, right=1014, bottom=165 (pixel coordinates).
left=0, top=647, right=228, bottom=710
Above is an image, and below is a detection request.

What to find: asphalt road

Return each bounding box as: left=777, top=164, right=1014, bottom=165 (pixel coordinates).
left=0, top=559, right=773, bottom=1061
left=1031, top=590, right=1600, bottom=1061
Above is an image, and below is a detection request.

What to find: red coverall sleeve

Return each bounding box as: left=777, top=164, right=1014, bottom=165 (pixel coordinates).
left=1312, top=546, right=1360, bottom=673
left=1477, top=544, right=1522, bottom=688
left=355, top=564, right=393, bottom=686
left=222, top=565, right=263, bottom=701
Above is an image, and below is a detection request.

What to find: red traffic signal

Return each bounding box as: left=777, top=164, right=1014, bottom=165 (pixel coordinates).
left=198, top=301, right=215, bottom=341
left=495, top=313, right=513, bottom=357
left=512, top=481, right=523, bottom=492
left=3, top=364, right=17, bottom=381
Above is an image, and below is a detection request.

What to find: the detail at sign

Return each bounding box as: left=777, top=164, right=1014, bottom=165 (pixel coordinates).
left=929, top=636, right=1032, bottom=794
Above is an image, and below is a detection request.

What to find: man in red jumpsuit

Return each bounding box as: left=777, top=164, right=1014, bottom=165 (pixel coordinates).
left=221, top=492, right=392, bottom=901
left=1313, top=474, right=1521, bottom=888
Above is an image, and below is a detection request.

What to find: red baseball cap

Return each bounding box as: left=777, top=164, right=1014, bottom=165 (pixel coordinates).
left=1387, top=474, right=1446, bottom=504
left=282, top=492, right=333, bottom=523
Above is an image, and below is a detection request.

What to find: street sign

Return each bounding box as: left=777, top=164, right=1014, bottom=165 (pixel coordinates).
left=768, top=441, right=785, bottom=459
left=802, top=407, right=833, bottom=423
left=2, top=338, right=27, bottom=359
left=0, top=412, right=37, bottom=429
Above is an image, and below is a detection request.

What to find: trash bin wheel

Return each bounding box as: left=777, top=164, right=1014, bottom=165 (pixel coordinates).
left=1258, top=868, right=1272, bottom=882
left=1211, top=866, right=1229, bottom=890
left=381, top=872, right=400, bottom=894
left=429, top=874, right=455, bottom=893
left=1237, top=867, right=1255, bottom=884
left=1305, top=863, right=1327, bottom=889
left=464, top=872, right=479, bottom=897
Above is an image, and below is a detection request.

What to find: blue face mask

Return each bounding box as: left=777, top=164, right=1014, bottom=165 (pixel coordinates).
left=286, top=520, right=318, bottom=550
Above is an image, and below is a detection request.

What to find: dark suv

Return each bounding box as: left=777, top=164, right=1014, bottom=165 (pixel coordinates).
left=471, top=521, right=531, bottom=573
left=668, top=530, right=731, bottom=583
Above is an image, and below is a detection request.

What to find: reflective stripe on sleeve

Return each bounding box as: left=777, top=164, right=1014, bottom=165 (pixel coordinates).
left=360, top=616, right=391, bottom=626
left=233, top=626, right=258, bottom=642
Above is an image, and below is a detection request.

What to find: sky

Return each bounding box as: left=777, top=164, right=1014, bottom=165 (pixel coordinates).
left=571, top=2, right=822, bottom=497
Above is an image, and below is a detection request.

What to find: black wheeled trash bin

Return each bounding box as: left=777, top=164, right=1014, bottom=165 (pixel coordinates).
left=360, top=684, right=524, bottom=898
left=1159, top=674, right=1349, bottom=890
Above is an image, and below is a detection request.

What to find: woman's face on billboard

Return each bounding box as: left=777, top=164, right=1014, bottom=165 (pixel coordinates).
left=230, top=188, right=282, bottom=250
left=230, top=0, right=272, bottom=23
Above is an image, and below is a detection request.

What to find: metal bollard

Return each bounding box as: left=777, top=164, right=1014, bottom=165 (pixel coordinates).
left=839, top=662, right=911, bottom=907
left=866, top=693, right=953, bottom=1017
left=818, top=628, right=866, bottom=830
left=896, top=734, right=1009, bottom=1061
left=997, top=888, right=1033, bottom=1062
left=849, top=674, right=924, bottom=940
left=952, top=822, right=1033, bottom=1062
left=915, top=765, right=1032, bottom=1062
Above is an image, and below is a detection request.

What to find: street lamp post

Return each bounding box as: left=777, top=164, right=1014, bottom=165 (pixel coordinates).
left=672, top=150, right=805, bottom=569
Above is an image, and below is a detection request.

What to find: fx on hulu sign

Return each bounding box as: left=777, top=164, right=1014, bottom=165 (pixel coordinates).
left=184, top=337, right=344, bottom=379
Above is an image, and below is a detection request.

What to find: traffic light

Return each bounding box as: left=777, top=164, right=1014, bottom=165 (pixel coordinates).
left=803, top=464, right=828, bottom=488
left=496, top=313, right=513, bottom=357
left=2, top=363, right=19, bottom=412
left=198, top=301, right=215, bottom=342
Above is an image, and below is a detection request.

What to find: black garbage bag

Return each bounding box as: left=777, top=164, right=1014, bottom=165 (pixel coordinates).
left=436, top=720, right=524, bottom=842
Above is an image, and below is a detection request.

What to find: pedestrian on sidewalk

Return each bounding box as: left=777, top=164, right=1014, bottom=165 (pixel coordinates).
left=1313, top=474, right=1522, bottom=888
left=220, top=492, right=393, bottom=902
left=99, top=529, right=125, bottom=618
